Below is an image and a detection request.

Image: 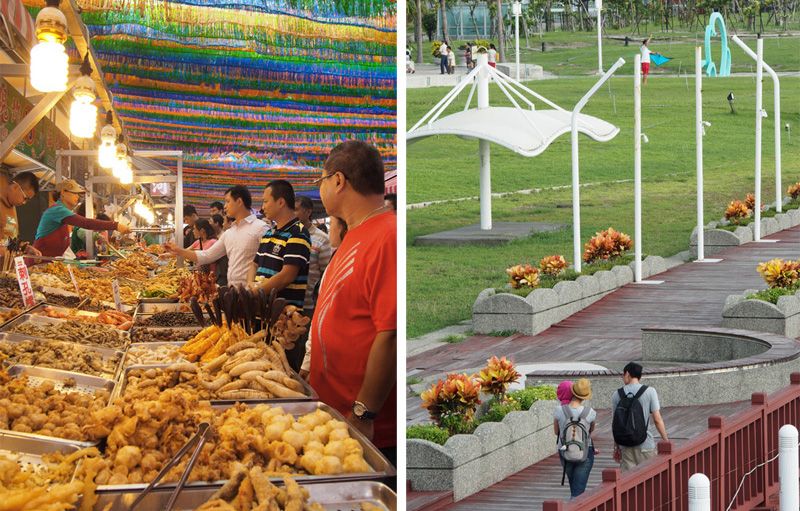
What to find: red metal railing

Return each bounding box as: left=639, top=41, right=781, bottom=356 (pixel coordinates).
left=544, top=373, right=800, bottom=511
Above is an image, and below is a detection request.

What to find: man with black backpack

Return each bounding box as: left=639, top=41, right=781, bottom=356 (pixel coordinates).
left=611, top=362, right=669, bottom=471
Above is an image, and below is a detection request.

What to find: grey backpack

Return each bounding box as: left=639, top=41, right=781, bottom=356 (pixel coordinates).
left=559, top=405, right=592, bottom=463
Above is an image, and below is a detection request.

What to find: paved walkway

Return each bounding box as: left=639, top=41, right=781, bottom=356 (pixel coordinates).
left=407, top=224, right=800, bottom=426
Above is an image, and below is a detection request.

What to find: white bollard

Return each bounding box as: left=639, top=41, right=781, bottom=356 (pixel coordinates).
left=688, top=473, right=711, bottom=511
left=779, top=424, right=799, bottom=511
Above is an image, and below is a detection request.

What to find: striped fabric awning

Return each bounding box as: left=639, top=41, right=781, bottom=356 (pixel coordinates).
left=384, top=170, right=397, bottom=194
left=1, top=0, right=36, bottom=47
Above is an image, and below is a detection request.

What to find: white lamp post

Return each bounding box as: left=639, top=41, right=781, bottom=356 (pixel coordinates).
left=512, top=0, right=522, bottom=81
left=596, top=0, right=603, bottom=74
left=30, top=0, right=69, bottom=93
left=69, top=56, right=98, bottom=139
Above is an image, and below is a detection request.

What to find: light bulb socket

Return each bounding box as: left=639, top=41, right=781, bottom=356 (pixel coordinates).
left=72, top=75, right=96, bottom=101
left=35, top=5, right=67, bottom=45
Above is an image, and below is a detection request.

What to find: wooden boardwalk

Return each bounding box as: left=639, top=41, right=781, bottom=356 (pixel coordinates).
left=407, top=226, right=800, bottom=509
left=414, top=401, right=751, bottom=511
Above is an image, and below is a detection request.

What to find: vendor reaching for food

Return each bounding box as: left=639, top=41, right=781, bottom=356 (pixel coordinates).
left=28, top=180, right=130, bottom=264
left=0, top=171, right=42, bottom=264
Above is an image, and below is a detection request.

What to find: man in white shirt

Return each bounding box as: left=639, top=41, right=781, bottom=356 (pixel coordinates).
left=439, top=40, right=450, bottom=74
left=164, top=185, right=267, bottom=286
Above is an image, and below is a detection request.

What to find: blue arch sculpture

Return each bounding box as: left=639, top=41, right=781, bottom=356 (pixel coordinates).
left=703, top=12, right=732, bottom=77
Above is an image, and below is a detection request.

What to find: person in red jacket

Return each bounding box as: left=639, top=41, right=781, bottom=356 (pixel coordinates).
left=30, top=180, right=130, bottom=263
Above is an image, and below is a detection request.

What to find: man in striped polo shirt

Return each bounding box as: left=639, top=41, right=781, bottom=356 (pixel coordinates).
left=247, top=181, right=311, bottom=337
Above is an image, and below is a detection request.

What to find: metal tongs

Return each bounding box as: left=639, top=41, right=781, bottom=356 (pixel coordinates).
left=127, top=422, right=211, bottom=511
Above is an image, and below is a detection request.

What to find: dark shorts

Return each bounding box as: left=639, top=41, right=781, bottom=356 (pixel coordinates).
left=642, top=62, right=650, bottom=75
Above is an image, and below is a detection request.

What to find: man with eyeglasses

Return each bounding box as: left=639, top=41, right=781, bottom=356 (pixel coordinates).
left=307, top=140, right=396, bottom=467
left=1, top=172, right=42, bottom=265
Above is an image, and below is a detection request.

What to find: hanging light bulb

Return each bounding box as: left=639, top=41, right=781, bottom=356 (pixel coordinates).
left=120, top=155, right=134, bottom=185
left=98, top=112, right=117, bottom=169
left=30, top=0, right=68, bottom=93
left=133, top=200, right=155, bottom=225
left=69, top=55, right=98, bottom=138
left=112, top=135, right=128, bottom=181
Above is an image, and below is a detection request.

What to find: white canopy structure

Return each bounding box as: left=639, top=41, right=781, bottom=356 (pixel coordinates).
left=407, top=53, right=627, bottom=273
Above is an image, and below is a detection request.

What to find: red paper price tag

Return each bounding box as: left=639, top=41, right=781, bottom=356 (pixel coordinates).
left=111, top=280, right=122, bottom=312
left=14, top=257, right=35, bottom=308
left=67, top=264, right=81, bottom=296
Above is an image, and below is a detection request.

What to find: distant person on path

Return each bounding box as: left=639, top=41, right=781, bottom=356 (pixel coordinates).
left=406, top=45, right=415, bottom=73
left=488, top=43, right=497, bottom=68
left=439, top=40, right=450, bottom=74
left=465, top=43, right=474, bottom=70
left=448, top=46, right=456, bottom=74
left=640, top=36, right=661, bottom=85
left=554, top=378, right=596, bottom=499
left=612, top=362, right=669, bottom=471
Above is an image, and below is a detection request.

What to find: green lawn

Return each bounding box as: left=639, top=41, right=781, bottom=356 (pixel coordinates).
left=411, top=28, right=800, bottom=76
left=406, top=74, right=800, bottom=337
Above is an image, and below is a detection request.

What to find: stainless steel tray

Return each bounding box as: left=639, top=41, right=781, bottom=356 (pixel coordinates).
left=0, top=365, right=116, bottom=447
left=137, top=293, right=179, bottom=303
left=41, top=285, right=136, bottom=311
left=115, top=363, right=319, bottom=403
left=133, top=312, right=201, bottom=328
left=1, top=314, right=130, bottom=349
left=96, top=401, right=394, bottom=493
left=136, top=302, right=190, bottom=314
left=0, top=306, right=26, bottom=329
left=0, top=431, right=83, bottom=482
left=0, top=333, right=124, bottom=380
left=124, top=342, right=187, bottom=367
left=92, top=480, right=396, bottom=510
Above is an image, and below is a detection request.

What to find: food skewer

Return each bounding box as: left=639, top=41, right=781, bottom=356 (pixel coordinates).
left=269, top=297, right=288, bottom=344
left=189, top=296, right=205, bottom=328
left=238, top=285, right=251, bottom=335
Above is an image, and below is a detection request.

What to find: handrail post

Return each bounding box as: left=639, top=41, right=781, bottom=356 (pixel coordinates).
left=753, top=391, right=768, bottom=506
left=709, top=416, right=725, bottom=510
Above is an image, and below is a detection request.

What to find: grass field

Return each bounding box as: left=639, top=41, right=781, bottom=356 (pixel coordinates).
left=411, top=28, right=800, bottom=75
left=406, top=73, right=800, bottom=338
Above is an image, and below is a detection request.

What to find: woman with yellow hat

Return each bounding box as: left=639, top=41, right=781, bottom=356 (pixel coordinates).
left=553, top=377, right=596, bottom=499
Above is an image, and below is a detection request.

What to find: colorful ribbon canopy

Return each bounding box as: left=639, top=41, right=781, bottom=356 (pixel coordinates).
left=23, top=0, right=397, bottom=208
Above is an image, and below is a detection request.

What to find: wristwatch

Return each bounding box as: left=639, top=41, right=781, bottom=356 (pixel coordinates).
left=352, top=400, right=378, bottom=420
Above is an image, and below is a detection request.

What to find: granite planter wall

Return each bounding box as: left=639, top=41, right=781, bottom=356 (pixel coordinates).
left=722, top=288, right=800, bottom=338
left=689, top=201, right=800, bottom=258
left=407, top=399, right=559, bottom=501
left=473, top=256, right=666, bottom=335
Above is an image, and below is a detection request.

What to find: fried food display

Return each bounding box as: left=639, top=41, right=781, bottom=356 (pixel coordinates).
left=145, top=244, right=164, bottom=255
left=42, top=294, right=111, bottom=313
left=0, top=308, right=21, bottom=323
left=0, top=278, right=24, bottom=309
left=136, top=312, right=199, bottom=327
left=0, top=339, right=121, bottom=378
left=0, top=370, right=110, bottom=441
left=193, top=468, right=332, bottom=511
left=130, top=328, right=196, bottom=344
left=123, top=338, right=305, bottom=401
left=9, top=320, right=127, bottom=349
left=39, top=307, right=133, bottom=331
left=81, top=390, right=372, bottom=486
left=270, top=305, right=310, bottom=351
left=176, top=271, right=217, bottom=303
left=29, top=272, right=71, bottom=290
left=0, top=446, right=100, bottom=489
left=125, top=343, right=187, bottom=367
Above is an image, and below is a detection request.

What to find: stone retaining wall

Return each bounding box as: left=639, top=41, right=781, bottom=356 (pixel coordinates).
left=407, top=399, right=558, bottom=501
left=689, top=202, right=800, bottom=258
left=722, top=288, right=800, bottom=338
left=524, top=327, right=800, bottom=409
left=473, top=256, right=667, bottom=336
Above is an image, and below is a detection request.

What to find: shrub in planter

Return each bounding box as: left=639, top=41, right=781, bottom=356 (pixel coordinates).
left=420, top=373, right=482, bottom=436
left=724, top=200, right=752, bottom=224
left=477, top=356, right=521, bottom=403
left=506, top=264, right=540, bottom=289
left=539, top=255, right=568, bottom=277
left=788, top=183, right=800, bottom=200
left=582, top=228, right=632, bottom=264
left=406, top=424, right=450, bottom=445
left=478, top=385, right=558, bottom=424
left=746, top=285, right=800, bottom=304
left=757, top=258, right=800, bottom=289
left=744, top=193, right=763, bottom=212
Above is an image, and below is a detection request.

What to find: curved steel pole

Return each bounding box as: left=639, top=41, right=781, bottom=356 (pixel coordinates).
left=572, top=57, right=625, bottom=272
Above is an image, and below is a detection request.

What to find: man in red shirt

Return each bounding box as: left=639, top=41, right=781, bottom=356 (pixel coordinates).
left=310, top=140, right=396, bottom=466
